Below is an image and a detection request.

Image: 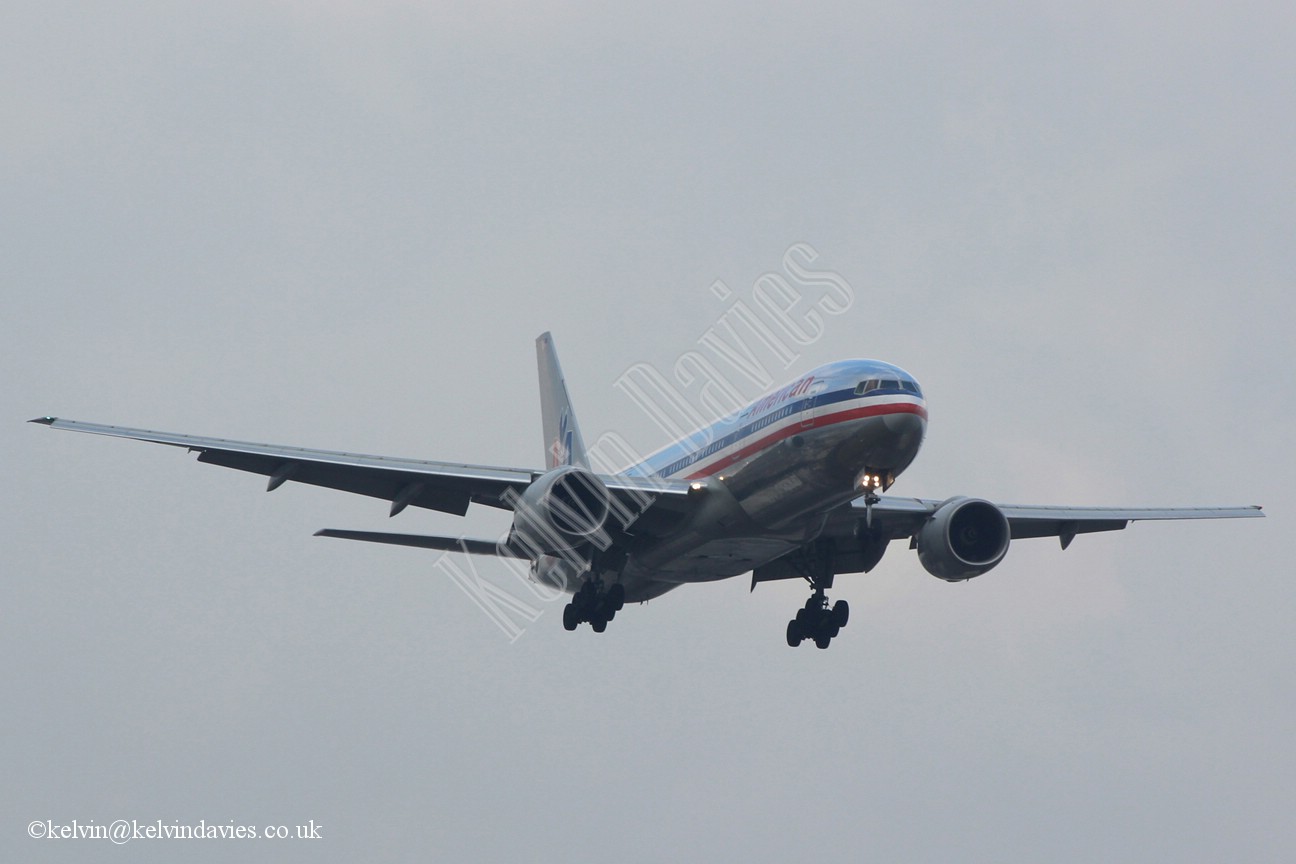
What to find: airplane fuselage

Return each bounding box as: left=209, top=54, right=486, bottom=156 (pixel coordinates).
left=537, top=360, right=928, bottom=601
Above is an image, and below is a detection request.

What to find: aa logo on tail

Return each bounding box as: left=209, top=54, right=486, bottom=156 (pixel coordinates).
left=550, top=409, right=574, bottom=467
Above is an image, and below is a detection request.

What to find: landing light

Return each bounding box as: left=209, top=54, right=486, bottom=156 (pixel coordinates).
left=690, top=482, right=704, bottom=491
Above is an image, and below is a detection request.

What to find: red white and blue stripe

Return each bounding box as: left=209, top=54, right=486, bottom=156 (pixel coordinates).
left=624, top=359, right=927, bottom=480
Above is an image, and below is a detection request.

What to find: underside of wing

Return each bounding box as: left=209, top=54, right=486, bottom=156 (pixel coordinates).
left=33, top=416, right=535, bottom=515
left=31, top=416, right=692, bottom=530
left=993, top=502, right=1264, bottom=545
left=313, top=529, right=529, bottom=557
left=849, top=496, right=1264, bottom=545
left=754, top=495, right=1264, bottom=588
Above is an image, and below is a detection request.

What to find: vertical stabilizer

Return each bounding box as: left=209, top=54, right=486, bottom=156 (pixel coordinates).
left=536, top=332, right=589, bottom=469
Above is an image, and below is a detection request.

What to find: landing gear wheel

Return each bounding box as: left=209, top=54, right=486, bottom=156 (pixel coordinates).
left=563, top=578, right=625, bottom=633
left=814, top=632, right=832, bottom=649
left=786, top=619, right=803, bottom=647
left=832, top=599, right=849, bottom=629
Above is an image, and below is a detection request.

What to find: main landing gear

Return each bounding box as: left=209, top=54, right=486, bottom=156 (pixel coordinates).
left=562, top=579, right=625, bottom=633
left=784, top=539, right=850, bottom=649
left=786, top=591, right=849, bottom=649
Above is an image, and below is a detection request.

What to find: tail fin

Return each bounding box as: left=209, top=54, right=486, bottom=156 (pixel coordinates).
left=536, top=332, right=589, bottom=469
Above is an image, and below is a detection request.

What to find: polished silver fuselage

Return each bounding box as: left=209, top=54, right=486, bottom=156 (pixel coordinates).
left=537, top=359, right=928, bottom=601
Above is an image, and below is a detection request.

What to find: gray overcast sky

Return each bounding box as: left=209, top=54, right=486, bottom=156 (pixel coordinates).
left=4, top=2, right=1292, bottom=861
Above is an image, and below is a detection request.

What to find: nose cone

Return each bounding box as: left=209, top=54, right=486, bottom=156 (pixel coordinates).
left=878, top=407, right=926, bottom=469
left=884, top=406, right=926, bottom=438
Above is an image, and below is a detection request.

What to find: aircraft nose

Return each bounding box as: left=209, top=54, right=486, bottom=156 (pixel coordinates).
left=883, top=409, right=925, bottom=435
left=881, top=408, right=927, bottom=456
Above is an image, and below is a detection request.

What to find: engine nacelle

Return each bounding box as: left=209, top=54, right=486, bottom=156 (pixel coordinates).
left=511, top=466, right=611, bottom=555
left=916, top=497, right=1010, bottom=582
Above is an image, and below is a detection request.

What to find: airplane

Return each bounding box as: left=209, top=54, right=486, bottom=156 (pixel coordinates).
left=32, top=332, right=1263, bottom=648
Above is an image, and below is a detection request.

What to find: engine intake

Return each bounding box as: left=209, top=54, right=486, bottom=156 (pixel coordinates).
left=916, top=497, right=1010, bottom=581
left=511, top=466, right=611, bottom=555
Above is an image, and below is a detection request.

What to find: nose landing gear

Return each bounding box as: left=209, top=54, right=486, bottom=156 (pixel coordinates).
left=857, top=469, right=885, bottom=529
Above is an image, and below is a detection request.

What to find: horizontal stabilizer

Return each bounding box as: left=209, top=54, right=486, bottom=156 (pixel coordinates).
left=314, top=529, right=527, bottom=558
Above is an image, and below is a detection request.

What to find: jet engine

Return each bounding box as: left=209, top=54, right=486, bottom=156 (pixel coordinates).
left=511, top=466, right=611, bottom=555
left=916, top=497, right=1010, bottom=581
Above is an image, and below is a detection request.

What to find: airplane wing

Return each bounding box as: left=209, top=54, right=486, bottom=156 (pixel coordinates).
left=29, top=417, right=690, bottom=522
left=312, top=529, right=530, bottom=556
left=858, top=496, right=1264, bottom=548
left=751, top=494, right=1263, bottom=587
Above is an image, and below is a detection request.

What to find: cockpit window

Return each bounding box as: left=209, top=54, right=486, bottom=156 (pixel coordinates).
left=856, top=378, right=922, bottom=397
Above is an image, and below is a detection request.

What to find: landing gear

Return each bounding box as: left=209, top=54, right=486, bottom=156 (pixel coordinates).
left=784, top=538, right=851, bottom=649
left=786, top=592, right=849, bottom=648
left=563, top=579, right=625, bottom=633
left=858, top=470, right=884, bottom=529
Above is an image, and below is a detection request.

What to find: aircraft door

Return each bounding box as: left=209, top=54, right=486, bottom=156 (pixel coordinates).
left=800, top=380, right=827, bottom=429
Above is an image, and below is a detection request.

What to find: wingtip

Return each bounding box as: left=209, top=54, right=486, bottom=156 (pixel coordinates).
left=29, top=416, right=56, bottom=425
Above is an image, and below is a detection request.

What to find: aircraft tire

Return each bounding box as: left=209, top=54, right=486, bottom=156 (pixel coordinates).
left=562, top=603, right=579, bottom=631
left=786, top=620, right=803, bottom=647
left=832, top=599, right=849, bottom=629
